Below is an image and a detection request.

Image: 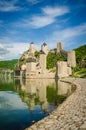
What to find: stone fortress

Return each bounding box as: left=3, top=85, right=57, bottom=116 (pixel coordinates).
left=14, top=42, right=76, bottom=78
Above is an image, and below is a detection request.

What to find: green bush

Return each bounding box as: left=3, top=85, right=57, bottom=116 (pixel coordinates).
left=47, top=52, right=66, bottom=69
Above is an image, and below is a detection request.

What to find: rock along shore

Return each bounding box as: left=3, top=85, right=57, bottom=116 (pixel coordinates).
left=25, top=78, right=86, bottom=130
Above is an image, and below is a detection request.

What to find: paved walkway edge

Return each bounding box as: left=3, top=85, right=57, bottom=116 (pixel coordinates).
left=25, top=78, right=86, bottom=130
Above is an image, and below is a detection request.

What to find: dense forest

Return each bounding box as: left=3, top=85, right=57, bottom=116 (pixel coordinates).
left=72, top=44, right=86, bottom=77
left=0, top=59, right=18, bottom=70
left=74, top=44, right=86, bottom=68
left=46, top=52, right=67, bottom=69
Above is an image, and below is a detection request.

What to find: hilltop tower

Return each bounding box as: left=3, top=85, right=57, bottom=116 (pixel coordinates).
left=41, top=43, right=49, bottom=55
left=29, top=42, right=36, bottom=54
left=67, top=50, right=76, bottom=67
left=57, top=42, right=64, bottom=53
left=39, top=53, right=46, bottom=72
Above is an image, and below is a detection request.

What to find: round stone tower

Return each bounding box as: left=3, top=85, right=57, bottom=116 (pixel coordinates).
left=29, top=42, right=36, bottom=54
left=57, top=42, right=64, bottom=53
left=67, top=50, right=76, bottom=67
left=39, top=53, right=46, bottom=71
left=41, top=42, right=49, bottom=55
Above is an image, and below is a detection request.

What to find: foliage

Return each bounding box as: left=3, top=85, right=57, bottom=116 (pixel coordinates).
left=72, top=44, right=86, bottom=78
left=34, top=97, right=40, bottom=105
left=46, top=85, right=57, bottom=104
left=47, top=52, right=67, bottom=69
left=72, top=67, right=86, bottom=78
left=0, top=80, right=16, bottom=91
left=0, top=59, right=18, bottom=70
left=74, top=44, right=86, bottom=68
left=46, top=85, right=67, bottom=105
left=34, top=51, right=40, bottom=58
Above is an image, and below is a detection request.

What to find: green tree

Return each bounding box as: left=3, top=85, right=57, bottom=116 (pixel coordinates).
left=34, top=51, right=40, bottom=58
left=47, top=52, right=67, bottom=69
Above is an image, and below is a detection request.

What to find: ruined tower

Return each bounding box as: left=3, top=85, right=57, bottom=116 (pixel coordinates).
left=41, top=43, right=49, bottom=55
left=57, top=42, right=64, bottom=53
left=29, top=42, right=36, bottom=54
left=67, top=50, right=76, bottom=67
left=56, top=61, right=72, bottom=78
left=39, top=53, right=46, bottom=72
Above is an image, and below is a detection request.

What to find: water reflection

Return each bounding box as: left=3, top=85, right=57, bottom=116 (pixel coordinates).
left=0, top=77, right=75, bottom=130
left=14, top=78, right=75, bottom=112
left=14, top=78, right=56, bottom=112
left=57, top=80, right=75, bottom=96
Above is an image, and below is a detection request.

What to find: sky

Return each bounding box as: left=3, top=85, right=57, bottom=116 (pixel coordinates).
left=0, top=0, right=86, bottom=60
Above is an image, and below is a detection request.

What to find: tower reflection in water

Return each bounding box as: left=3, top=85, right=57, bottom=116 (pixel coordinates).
left=14, top=78, right=75, bottom=113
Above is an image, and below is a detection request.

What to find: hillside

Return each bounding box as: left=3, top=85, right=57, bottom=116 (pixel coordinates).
left=47, top=52, right=67, bottom=69
left=0, top=59, right=18, bottom=70
left=73, top=44, right=86, bottom=78
left=74, top=44, right=86, bottom=67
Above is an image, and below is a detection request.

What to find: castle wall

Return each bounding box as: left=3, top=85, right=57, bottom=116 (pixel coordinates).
left=56, top=61, right=72, bottom=78
left=26, top=62, right=36, bottom=78
left=21, top=64, right=26, bottom=71
left=67, top=50, right=76, bottom=67
left=26, top=62, right=36, bottom=72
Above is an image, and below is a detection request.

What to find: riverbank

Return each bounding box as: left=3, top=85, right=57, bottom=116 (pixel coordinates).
left=25, top=78, right=86, bottom=130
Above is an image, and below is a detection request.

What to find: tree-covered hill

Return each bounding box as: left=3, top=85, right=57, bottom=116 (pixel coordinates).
left=74, top=44, right=86, bottom=68
left=47, top=52, right=67, bottom=69
left=73, top=44, right=86, bottom=78
left=0, top=59, right=18, bottom=70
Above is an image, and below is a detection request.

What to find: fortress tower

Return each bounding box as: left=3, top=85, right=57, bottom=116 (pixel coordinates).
left=67, top=50, right=76, bottom=67
left=57, top=42, right=64, bottom=53
left=41, top=43, right=49, bottom=55
left=39, top=53, right=46, bottom=72
left=29, top=42, right=36, bottom=54
left=56, top=61, right=72, bottom=78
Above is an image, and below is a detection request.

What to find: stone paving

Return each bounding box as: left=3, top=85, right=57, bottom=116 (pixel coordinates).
left=25, top=78, right=86, bottom=130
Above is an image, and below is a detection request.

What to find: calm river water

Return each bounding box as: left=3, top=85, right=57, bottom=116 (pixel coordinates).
left=0, top=76, right=75, bottom=130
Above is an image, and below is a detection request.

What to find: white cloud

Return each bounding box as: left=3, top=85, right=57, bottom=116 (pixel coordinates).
left=42, top=6, right=69, bottom=17
left=0, top=56, right=4, bottom=60
left=0, top=36, right=13, bottom=43
left=0, top=42, right=29, bottom=60
left=0, top=0, right=21, bottom=12
left=53, top=23, right=86, bottom=39
left=0, top=41, right=41, bottom=60
left=45, top=23, right=86, bottom=49
left=0, top=44, right=10, bottom=60
left=15, top=6, right=69, bottom=28
left=29, top=15, right=55, bottom=28
left=28, top=6, right=69, bottom=28
left=0, top=44, right=9, bottom=54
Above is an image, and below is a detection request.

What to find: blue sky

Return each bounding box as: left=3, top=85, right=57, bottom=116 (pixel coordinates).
left=0, top=0, right=86, bottom=60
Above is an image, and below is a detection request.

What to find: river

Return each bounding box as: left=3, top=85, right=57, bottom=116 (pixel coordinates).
left=0, top=77, right=75, bottom=130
